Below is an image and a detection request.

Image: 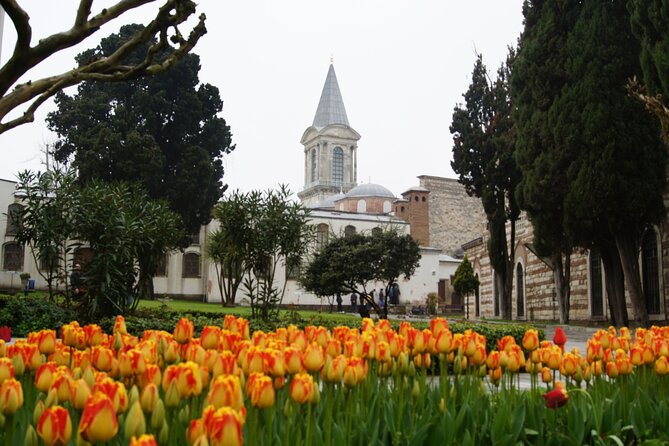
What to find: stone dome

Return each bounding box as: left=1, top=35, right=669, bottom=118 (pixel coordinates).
left=345, top=183, right=395, bottom=199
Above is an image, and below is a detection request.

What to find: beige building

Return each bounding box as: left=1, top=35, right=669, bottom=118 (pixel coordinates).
left=463, top=212, right=667, bottom=323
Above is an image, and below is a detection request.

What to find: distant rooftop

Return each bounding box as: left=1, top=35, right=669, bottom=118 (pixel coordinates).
left=312, top=64, right=350, bottom=128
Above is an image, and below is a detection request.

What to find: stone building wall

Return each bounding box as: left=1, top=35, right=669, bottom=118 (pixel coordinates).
left=417, top=175, right=486, bottom=255
left=465, top=209, right=669, bottom=323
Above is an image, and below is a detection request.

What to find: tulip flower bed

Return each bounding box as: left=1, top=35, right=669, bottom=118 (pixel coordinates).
left=1, top=317, right=669, bottom=445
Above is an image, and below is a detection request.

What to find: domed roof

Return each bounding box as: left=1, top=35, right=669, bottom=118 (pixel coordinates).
left=345, top=183, right=395, bottom=199
left=310, top=192, right=345, bottom=209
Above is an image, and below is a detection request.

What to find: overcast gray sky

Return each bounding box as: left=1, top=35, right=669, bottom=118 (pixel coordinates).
left=0, top=1, right=525, bottom=198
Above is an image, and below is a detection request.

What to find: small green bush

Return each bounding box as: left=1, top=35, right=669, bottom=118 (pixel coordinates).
left=0, top=295, right=76, bottom=337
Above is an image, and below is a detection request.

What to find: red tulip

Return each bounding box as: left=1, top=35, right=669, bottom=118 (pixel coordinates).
left=553, top=327, right=567, bottom=351
left=37, top=405, right=73, bottom=446
left=543, top=385, right=568, bottom=409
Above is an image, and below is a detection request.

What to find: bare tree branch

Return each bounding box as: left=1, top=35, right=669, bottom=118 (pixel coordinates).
left=0, top=0, right=206, bottom=135
left=627, top=77, right=669, bottom=143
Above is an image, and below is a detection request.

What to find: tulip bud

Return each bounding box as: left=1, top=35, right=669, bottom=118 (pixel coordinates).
left=0, top=413, right=5, bottom=428
left=33, top=400, right=46, bottom=426
left=150, top=399, right=165, bottom=430
left=178, top=406, right=190, bottom=425
left=412, top=380, right=420, bottom=398
left=24, top=425, right=38, bottom=446
left=140, top=384, right=159, bottom=414
left=71, top=379, right=91, bottom=410
left=11, top=353, right=25, bottom=377
left=158, top=422, right=169, bottom=444
left=124, top=402, right=146, bottom=440
left=128, top=385, right=140, bottom=407
left=164, top=380, right=180, bottom=408
left=439, top=398, right=446, bottom=413
left=408, top=361, right=416, bottom=378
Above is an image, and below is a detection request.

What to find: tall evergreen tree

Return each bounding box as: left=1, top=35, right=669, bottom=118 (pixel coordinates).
left=451, top=52, right=521, bottom=320
left=47, top=24, right=235, bottom=235
left=512, top=0, right=583, bottom=325
left=564, top=0, right=666, bottom=328
left=628, top=0, right=669, bottom=138
left=514, top=0, right=667, bottom=327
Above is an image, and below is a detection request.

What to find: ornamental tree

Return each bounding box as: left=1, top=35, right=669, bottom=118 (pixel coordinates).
left=452, top=255, right=479, bottom=319
left=0, top=0, right=206, bottom=134
left=47, top=24, right=234, bottom=235
left=450, top=51, right=521, bottom=320
left=301, top=229, right=421, bottom=319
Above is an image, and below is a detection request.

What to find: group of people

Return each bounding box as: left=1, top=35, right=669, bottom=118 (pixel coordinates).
left=335, top=283, right=401, bottom=314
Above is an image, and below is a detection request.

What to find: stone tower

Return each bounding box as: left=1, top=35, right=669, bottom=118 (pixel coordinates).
left=298, top=64, right=360, bottom=207
left=395, top=186, right=430, bottom=246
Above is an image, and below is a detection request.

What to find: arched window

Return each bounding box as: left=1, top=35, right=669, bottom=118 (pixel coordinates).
left=589, top=249, right=604, bottom=317
left=383, top=201, right=391, bottom=213
left=371, top=227, right=382, bottom=237
left=493, top=272, right=500, bottom=317
left=332, top=147, right=344, bottom=186
left=155, top=254, right=169, bottom=277
left=316, top=224, right=329, bottom=249
left=357, top=199, right=366, bottom=213
left=3, top=242, right=23, bottom=271
left=344, top=225, right=356, bottom=237
left=642, top=230, right=661, bottom=314
left=310, top=149, right=317, bottom=183
left=516, top=263, right=525, bottom=318
left=474, top=273, right=480, bottom=317
left=5, top=203, right=22, bottom=236
left=183, top=253, right=201, bottom=278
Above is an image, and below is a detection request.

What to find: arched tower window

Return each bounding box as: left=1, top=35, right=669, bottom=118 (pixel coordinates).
left=344, top=225, right=356, bottom=237
left=316, top=223, right=329, bottom=249
left=5, top=203, right=22, bottom=236
left=516, top=263, right=525, bottom=318
left=183, top=253, right=201, bottom=278
left=589, top=249, right=604, bottom=317
left=3, top=242, right=23, bottom=271
left=371, top=227, right=382, bottom=237
left=310, top=149, right=317, bottom=183
left=332, top=147, right=344, bottom=186
left=642, top=230, right=661, bottom=314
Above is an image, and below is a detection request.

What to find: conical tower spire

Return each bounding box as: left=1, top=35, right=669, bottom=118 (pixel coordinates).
left=312, top=64, right=349, bottom=128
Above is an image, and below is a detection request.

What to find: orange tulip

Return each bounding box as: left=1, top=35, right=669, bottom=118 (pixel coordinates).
left=561, top=353, right=579, bottom=377
left=187, top=419, right=206, bottom=446
left=654, top=356, right=669, bottom=376
left=37, top=405, right=72, bottom=446
left=113, top=315, right=128, bottom=335
left=91, top=346, right=115, bottom=372
left=84, top=324, right=105, bottom=347
left=175, top=362, right=203, bottom=398
left=34, top=361, right=57, bottom=393
left=0, top=377, right=23, bottom=414
left=303, top=342, right=325, bottom=373
left=522, top=329, right=540, bottom=352
left=0, top=357, right=13, bottom=384
left=206, top=375, right=244, bottom=411
left=430, top=317, right=449, bottom=336
left=586, top=340, right=603, bottom=362
left=541, top=366, right=552, bottom=384
left=434, top=330, right=453, bottom=354
left=290, top=373, right=316, bottom=404
left=70, top=378, right=92, bottom=410
left=606, top=361, right=619, bottom=379
left=488, top=367, right=502, bottom=385
left=207, top=407, right=244, bottom=446
left=130, top=435, right=158, bottom=446
left=174, top=318, right=194, bottom=344
left=322, top=355, right=346, bottom=383
left=324, top=338, right=342, bottom=357
left=79, top=392, right=119, bottom=443
left=50, top=370, right=74, bottom=404
left=200, top=326, right=221, bottom=350
left=36, top=329, right=57, bottom=355
left=375, top=341, right=392, bottom=363
left=93, top=377, right=128, bottom=413
left=249, top=374, right=275, bottom=408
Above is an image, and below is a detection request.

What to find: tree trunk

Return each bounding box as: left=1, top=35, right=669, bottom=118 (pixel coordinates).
left=551, top=252, right=571, bottom=324
left=600, top=241, right=628, bottom=327
left=615, top=232, right=649, bottom=327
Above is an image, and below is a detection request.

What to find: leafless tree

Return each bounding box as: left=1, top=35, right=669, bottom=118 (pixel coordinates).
left=0, top=0, right=206, bottom=134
